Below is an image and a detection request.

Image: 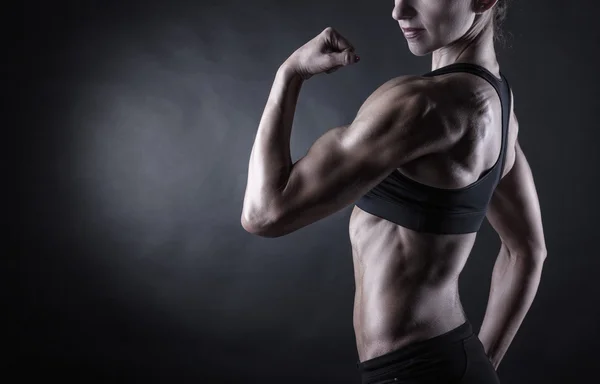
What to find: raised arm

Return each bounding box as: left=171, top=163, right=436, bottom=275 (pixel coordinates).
left=479, top=138, right=548, bottom=370
left=241, top=70, right=463, bottom=238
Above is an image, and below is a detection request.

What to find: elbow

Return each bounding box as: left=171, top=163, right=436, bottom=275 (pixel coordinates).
left=525, top=243, right=548, bottom=261
left=506, top=242, right=548, bottom=263
left=241, top=219, right=269, bottom=237
left=241, top=222, right=283, bottom=238
left=241, top=212, right=282, bottom=238
left=534, top=247, right=548, bottom=263
left=536, top=245, right=548, bottom=259
left=241, top=215, right=265, bottom=236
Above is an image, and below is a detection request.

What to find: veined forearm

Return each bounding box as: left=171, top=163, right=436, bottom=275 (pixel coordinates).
left=478, top=243, right=546, bottom=370
left=242, top=62, right=304, bottom=226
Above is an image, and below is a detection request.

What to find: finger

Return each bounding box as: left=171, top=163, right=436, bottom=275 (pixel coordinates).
left=321, top=51, right=358, bottom=73
left=323, top=27, right=354, bottom=52
left=333, top=50, right=359, bottom=67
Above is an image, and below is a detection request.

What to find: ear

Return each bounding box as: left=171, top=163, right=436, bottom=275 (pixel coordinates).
left=475, top=0, right=499, bottom=14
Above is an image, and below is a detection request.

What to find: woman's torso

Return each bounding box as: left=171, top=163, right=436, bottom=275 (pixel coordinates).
left=349, top=70, right=519, bottom=362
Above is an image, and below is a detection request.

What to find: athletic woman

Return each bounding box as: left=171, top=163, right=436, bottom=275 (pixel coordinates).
left=242, top=1, right=547, bottom=383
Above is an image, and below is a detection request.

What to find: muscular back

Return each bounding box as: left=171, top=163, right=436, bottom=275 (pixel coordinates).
left=349, top=71, right=519, bottom=361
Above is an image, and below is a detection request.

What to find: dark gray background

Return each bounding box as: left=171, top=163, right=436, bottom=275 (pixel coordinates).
left=14, top=0, right=599, bottom=382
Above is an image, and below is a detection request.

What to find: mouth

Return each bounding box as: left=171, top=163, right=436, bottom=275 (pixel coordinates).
left=401, top=28, right=424, bottom=39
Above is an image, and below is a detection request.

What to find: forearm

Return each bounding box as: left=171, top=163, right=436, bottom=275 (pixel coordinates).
left=242, top=62, right=304, bottom=228
left=478, top=243, right=546, bottom=370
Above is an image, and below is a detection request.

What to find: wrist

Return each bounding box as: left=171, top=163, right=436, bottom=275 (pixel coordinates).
left=279, top=60, right=306, bottom=81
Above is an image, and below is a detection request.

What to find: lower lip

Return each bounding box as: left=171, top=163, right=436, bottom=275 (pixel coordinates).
left=403, top=29, right=424, bottom=39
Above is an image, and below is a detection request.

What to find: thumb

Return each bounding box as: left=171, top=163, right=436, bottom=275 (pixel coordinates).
left=336, top=50, right=360, bottom=66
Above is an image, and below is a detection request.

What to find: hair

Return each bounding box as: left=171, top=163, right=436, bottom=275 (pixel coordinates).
left=492, top=0, right=511, bottom=47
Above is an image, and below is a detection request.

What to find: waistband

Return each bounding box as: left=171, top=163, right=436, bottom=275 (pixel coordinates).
left=356, top=320, right=474, bottom=372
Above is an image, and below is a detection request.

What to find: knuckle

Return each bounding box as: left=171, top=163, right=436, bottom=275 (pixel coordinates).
left=323, top=26, right=335, bottom=35
left=344, top=52, right=353, bottom=64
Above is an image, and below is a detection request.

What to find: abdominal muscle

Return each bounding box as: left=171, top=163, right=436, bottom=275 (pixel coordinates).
left=349, top=205, right=478, bottom=362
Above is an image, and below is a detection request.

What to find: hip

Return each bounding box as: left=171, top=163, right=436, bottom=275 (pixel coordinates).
left=356, top=321, right=500, bottom=384
left=354, top=284, right=467, bottom=362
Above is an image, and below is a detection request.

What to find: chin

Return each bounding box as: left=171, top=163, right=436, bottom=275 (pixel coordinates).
left=406, top=42, right=432, bottom=57
left=407, top=46, right=430, bottom=56
left=404, top=33, right=435, bottom=57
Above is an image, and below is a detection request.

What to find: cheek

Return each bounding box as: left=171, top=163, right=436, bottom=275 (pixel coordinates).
left=428, top=10, right=472, bottom=44
left=423, top=0, right=472, bottom=41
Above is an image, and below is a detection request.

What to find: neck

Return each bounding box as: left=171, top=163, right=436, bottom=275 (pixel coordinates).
left=431, top=17, right=499, bottom=75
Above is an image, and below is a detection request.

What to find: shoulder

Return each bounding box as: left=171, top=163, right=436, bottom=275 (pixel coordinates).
left=346, top=74, right=479, bottom=167
left=359, top=74, right=481, bottom=120
left=367, top=73, right=479, bottom=135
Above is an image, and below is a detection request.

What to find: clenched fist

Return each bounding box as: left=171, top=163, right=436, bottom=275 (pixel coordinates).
left=284, top=27, right=360, bottom=80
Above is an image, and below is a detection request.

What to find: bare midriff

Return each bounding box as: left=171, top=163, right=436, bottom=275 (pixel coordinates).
left=349, top=205, right=478, bottom=362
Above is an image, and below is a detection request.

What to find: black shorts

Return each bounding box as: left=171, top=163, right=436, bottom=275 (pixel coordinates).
left=356, top=321, right=501, bottom=384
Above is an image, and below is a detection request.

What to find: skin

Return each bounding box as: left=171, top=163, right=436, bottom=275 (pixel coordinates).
left=242, top=0, right=547, bottom=371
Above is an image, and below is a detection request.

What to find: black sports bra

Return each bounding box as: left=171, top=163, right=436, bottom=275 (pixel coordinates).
left=354, top=63, right=511, bottom=234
